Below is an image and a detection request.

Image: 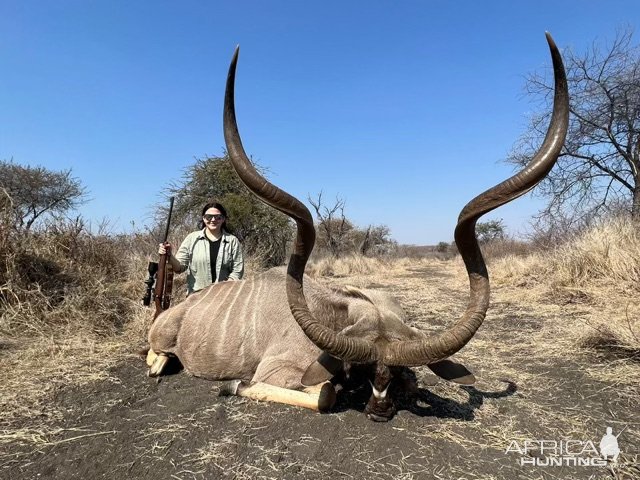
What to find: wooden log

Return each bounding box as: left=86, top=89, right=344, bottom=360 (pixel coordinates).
left=233, top=381, right=336, bottom=412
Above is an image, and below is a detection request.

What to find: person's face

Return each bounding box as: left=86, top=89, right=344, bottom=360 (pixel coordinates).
left=203, top=208, right=225, bottom=232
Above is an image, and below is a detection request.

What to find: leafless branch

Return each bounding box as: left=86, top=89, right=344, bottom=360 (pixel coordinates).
left=506, top=28, right=640, bottom=228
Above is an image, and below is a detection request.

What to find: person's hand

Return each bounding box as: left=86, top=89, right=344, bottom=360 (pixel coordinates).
left=158, top=242, right=171, bottom=256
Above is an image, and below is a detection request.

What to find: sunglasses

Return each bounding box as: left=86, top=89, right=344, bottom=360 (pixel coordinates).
left=203, top=214, right=225, bottom=221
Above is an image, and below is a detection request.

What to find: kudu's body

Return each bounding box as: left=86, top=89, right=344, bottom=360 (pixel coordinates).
left=149, top=267, right=417, bottom=389
left=148, top=33, right=569, bottom=420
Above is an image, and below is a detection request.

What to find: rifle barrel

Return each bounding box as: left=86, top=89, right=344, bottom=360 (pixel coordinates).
left=163, top=196, right=175, bottom=243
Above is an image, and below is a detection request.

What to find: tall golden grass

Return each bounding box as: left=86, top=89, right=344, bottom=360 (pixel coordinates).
left=491, top=216, right=639, bottom=354
left=1, top=221, right=148, bottom=338
left=492, top=216, right=640, bottom=287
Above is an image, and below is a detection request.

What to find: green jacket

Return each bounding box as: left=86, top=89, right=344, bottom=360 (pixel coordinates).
left=171, top=230, right=244, bottom=294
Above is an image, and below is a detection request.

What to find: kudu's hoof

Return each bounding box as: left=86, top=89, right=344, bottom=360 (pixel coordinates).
left=148, top=353, right=170, bottom=377
left=317, top=382, right=337, bottom=413
left=218, top=379, right=243, bottom=396
left=145, top=348, right=157, bottom=367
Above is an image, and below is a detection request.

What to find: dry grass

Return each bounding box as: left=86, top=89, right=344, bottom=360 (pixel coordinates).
left=307, top=254, right=388, bottom=278
left=492, top=217, right=640, bottom=288
left=2, top=210, right=640, bottom=479
left=0, top=213, right=152, bottom=431
left=0, top=323, right=146, bottom=432
left=480, top=238, right=536, bottom=260
left=490, top=217, right=640, bottom=356
left=1, top=225, right=148, bottom=337
left=306, top=253, right=453, bottom=281
left=310, top=246, right=639, bottom=479
left=0, top=212, right=266, bottom=435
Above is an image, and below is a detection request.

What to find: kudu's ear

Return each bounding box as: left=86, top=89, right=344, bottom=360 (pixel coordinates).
left=301, top=352, right=344, bottom=387
left=336, top=285, right=375, bottom=304
left=428, top=359, right=476, bottom=385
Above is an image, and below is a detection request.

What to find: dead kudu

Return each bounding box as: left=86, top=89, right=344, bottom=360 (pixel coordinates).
left=147, top=33, right=569, bottom=421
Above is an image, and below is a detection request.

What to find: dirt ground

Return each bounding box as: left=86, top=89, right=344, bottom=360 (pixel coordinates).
left=1, top=261, right=638, bottom=480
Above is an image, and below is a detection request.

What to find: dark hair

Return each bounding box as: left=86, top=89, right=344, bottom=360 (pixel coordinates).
left=198, top=201, right=229, bottom=232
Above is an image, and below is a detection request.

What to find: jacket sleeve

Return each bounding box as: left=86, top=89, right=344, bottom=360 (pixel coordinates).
left=228, top=237, right=244, bottom=280
left=171, top=233, right=193, bottom=274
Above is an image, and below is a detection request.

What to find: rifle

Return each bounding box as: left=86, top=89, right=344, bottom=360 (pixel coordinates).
left=142, top=196, right=175, bottom=320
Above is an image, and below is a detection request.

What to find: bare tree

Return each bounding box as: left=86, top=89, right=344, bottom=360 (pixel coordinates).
left=308, top=193, right=396, bottom=257
left=308, top=192, right=354, bottom=257
left=508, top=28, right=640, bottom=229
left=0, top=160, right=87, bottom=231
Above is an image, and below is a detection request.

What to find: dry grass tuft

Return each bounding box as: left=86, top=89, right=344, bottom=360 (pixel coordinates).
left=0, top=208, right=158, bottom=427
left=578, top=317, right=640, bottom=360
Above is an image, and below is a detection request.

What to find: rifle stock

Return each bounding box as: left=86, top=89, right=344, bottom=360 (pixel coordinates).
left=153, top=254, right=172, bottom=320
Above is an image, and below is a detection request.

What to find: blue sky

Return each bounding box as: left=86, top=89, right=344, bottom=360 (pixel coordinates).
left=1, top=1, right=637, bottom=244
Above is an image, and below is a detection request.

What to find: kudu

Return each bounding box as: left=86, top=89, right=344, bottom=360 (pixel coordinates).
left=147, top=33, right=569, bottom=421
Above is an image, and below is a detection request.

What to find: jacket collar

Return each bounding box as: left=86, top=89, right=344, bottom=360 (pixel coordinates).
left=197, top=229, right=230, bottom=242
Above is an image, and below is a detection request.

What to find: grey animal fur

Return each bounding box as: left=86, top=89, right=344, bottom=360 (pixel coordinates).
left=148, top=266, right=421, bottom=389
